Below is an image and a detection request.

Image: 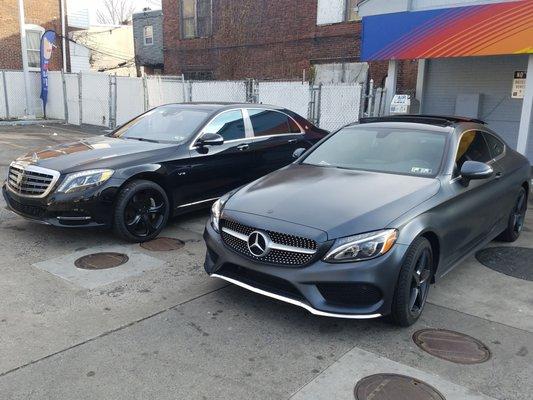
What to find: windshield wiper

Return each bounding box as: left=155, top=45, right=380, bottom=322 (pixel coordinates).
left=123, top=137, right=160, bottom=143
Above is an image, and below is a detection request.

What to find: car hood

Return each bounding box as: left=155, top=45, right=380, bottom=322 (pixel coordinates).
left=225, top=164, right=440, bottom=239
left=12, top=136, right=174, bottom=173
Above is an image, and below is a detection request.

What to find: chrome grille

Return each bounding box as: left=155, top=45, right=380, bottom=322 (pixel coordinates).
left=221, top=219, right=318, bottom=266
left=7, top=163, right=59, bottom=198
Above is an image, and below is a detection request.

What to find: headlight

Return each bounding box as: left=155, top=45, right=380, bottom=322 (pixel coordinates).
left=211, top=199, right=223, bottom=233
left=324, top=229, right=398, bottom=263
left=210, top=187, right=243, bottom=233
left=57, top=169, right=114, bottom=194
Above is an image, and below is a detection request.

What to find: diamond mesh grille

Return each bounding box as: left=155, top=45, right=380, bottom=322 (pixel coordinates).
left=221, top=219, right=318, bottom=266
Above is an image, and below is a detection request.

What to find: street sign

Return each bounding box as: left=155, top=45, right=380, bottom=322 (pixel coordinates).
left=512, top=71, right=527, bottom=99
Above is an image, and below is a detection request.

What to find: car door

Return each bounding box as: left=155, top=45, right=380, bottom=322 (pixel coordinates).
left=440, top=130, right=502, bottom=268
left=245, top=108, right=309, bottom=178
left=183, top=109, right=255, bottom=205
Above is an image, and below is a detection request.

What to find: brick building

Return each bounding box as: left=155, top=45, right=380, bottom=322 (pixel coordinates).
left=0, top=0, right=65, bottom=72
left=162, top=0, right=417, bottom=90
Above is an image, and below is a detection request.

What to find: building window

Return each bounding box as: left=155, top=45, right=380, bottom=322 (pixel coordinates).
left=143, top=25, right=153, bottom=45
left=25, top=26, right=44, bottom=70
left=345, top=0, right=362, bottom=21
left=180, top=0, right=212, bottom=39
left=317, top=0, right=361, bottom=25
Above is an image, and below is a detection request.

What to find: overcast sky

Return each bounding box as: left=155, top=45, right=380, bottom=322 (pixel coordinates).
left=72, top=0, right=162, bottom=25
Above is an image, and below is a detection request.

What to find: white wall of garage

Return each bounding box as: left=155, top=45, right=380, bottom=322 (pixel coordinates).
left=421, top=55, right=532, bottom=161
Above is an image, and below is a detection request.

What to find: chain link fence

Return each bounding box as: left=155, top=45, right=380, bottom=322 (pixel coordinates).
left=0, top=70, right=387, bottom=132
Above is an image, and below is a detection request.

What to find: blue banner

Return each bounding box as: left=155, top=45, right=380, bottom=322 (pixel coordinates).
left=40, top=30, right=57, bottom=116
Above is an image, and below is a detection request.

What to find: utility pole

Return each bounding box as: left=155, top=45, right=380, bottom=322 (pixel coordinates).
left=17, top=0, right=34, bottom=117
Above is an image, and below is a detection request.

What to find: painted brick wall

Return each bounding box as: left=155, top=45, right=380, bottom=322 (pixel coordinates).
left=162, top=0, right=394, bottom=84
left=133, top=10, right=164, bottom=68
left=0, top=0, right=64, bottom=71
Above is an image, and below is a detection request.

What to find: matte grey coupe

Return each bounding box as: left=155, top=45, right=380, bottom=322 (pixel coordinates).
left=203, top=115, right=530, bottom=326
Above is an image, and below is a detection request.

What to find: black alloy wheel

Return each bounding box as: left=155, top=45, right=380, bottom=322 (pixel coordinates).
left=408, top=248, right=432, bottom=316
left=498, top=187, right=528, bottom=242
left=114, top=180, right=170, bottom=242
left=391, top=237, right=434, bottom=327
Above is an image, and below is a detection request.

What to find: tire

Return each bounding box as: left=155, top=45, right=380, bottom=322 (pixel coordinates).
left=497, top=187, right=528, bottom=243
left=113, top=180, right=170, bottom=243
left=390, top=237, right=433, bottom=327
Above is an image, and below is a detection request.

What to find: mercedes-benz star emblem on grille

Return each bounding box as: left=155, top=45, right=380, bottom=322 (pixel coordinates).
left=247, top=231, right=270, bottom=257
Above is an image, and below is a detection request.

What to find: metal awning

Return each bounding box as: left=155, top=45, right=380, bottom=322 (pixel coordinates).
left=361, top=0, right=533, bottom=61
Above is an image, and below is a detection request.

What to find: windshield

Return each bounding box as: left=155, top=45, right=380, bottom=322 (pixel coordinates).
left=110, top=105, right=211, bottom=143
left=303, top=127, right=447, bottom=177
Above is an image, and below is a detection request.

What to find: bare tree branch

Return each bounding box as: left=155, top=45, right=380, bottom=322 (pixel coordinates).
left=96, top=0, right=136, bottom=25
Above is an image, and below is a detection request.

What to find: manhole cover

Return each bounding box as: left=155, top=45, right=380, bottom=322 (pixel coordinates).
left=75, top=253, right=129, bottom=270
left=476, top=247, right=533, bottom=281
left=354, top=374, right=445, bottom=400
left=140, top=237, right=185, bottom=251
left=413, top=329, right=491, bottom=364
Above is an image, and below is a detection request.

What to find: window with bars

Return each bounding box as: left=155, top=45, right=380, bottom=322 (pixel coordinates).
left=181, top=0, right=212, bottom=39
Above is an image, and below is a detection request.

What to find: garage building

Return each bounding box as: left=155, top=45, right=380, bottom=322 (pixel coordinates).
left=358, top=0, right=533, bottom=162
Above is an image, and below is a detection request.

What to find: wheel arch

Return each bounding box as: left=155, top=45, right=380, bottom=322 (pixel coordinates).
left=114, top=164, right=174, bottom=208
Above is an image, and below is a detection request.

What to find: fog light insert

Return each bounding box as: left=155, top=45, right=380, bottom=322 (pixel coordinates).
left=75, top=252, right=129, bottom=270
left=354, top=374, right=446, bottom=400
left=413, top=329, right=491, bottom=365
left=140, top=237, right=185, bottom=252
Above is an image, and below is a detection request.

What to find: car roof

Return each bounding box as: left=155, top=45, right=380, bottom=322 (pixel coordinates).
left=343, top=115, right=488, bottom=135
left=161, top=102, right=288, bottom=112
left=360, top=115, right=486, bottom=127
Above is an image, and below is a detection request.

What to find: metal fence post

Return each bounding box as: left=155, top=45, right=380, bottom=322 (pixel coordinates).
left=2, top=70, right=10, bottom=119
left=61, top=70, right=68, bottom=123
left=142, top=75, right=149, bottom=111
left=188, top=80, right=193, bottom=102
left=78, top=72, right=83, bottom=125
left=316, top=83, right=322, bottom=128
left=108, top=74, right=117, bottom=129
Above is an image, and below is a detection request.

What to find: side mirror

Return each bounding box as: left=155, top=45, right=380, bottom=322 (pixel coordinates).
left=196, top=132, right=224, bottom=147
left=460, top=161, right=493, bottom=185
left=293, top=148, right=306, bottom=159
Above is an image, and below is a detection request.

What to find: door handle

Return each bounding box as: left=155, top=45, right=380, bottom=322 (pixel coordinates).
left=288, top=139, right=298, bottom=144
left=237, top=143, right=250, bottom=151
left=495, top=172, right=503, bottom=179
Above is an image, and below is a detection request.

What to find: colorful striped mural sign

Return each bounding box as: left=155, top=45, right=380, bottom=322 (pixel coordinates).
left=361, top=0, right=533, bottom=61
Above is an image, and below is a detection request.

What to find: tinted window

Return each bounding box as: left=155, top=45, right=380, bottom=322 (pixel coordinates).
left=483, top=133, right=505, bottom=159
left=249, top=110, right=293, bottom=136
left=203, top=110, right=246, bottom=141
left=303, top=127, right=447, bottom=177
left=112, top=105, right=210, bottom=142
left=456, top=131, right=492, bottom=169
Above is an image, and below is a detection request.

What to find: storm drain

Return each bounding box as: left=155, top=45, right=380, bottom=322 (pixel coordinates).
left=354, top=374, right=445, bottom=400
left=75, top=253, right=129, bottom=270
left=475, top=247, right=533, bottom=281
left=140, top=237, right=185, bottom=252
left=413, top=329, right=491, bottom=365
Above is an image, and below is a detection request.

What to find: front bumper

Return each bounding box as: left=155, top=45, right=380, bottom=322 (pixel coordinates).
left=203, top=221, right=409, bottom=319
left=2, top=179, right=121, bottom=228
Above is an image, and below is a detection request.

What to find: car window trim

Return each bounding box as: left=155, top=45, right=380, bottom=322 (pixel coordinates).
left=189, top=108, right=251, bottom=150
left=482, top=131, right=507, bottom=162
left=245, top=107, right=305, bottom=137
left=449, top=128, right=506, bottom=183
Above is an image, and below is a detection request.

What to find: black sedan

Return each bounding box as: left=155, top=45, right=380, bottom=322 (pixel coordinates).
left=204, top=115, right=531, bottom=326
left=2, top=103, right=327, bottom=241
